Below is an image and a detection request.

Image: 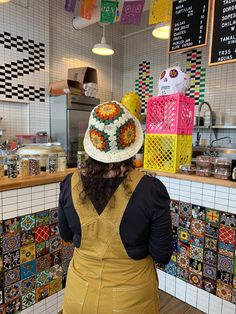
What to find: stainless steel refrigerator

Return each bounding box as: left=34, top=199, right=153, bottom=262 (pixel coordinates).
left=50, top=94, right=100, bottom=167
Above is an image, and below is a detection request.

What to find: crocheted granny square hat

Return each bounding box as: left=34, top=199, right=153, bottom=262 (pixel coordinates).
left=83, top=101, right=143, bottom=163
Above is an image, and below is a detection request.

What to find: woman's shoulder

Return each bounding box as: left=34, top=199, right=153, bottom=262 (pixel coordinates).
left=60, top=173, right=73, bottom=192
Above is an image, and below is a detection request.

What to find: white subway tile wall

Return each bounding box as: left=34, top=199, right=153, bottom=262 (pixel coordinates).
left=0, top=0, right=50, bottom=139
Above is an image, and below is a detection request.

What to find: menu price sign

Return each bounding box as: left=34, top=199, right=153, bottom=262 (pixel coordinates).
left=209, top=0, right=236, bottom=66
left=169, top=0, right=210, bottom=53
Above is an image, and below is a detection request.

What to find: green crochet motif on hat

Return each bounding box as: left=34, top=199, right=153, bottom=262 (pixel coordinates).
left=116, top=119, right=136, bottom=150
left=93, top=102, right=124, bottom=124
left=89, top=125, right=111, bottom=152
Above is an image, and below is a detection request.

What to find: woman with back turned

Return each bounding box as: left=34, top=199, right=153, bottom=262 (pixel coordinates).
left=59, top=101, right=173, bottom=313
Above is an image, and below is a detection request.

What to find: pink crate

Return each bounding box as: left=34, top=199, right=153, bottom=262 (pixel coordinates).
left=146, top=94, right=195, bottom=135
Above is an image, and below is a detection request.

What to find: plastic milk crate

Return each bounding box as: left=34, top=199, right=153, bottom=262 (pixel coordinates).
left=146, top=94, right=195, bottom=135
left=144, top=134, right=192, bottom=173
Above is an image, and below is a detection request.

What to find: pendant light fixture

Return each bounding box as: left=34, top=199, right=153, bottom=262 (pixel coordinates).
left=152, top=22, right=170, bottom=40
left=150, top=0, right=171, bottom=40
left=92, top=24, right=114, bottom=56
left=0, top=0, right=11, bottom=2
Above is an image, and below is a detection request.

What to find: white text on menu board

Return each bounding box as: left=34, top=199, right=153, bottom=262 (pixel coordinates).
left=172, top=0, right=207, bottom=50
left=218, top=0, right=236, bottom=61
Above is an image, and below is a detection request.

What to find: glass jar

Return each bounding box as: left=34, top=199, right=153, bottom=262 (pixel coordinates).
left=196, top=156, right=213, bottom=177
left=77, top=151, right=88, bottom=169
left=40, top=154, right=48, bottom=173
left=19, top=154, right=30, bottom=177
left=7, top=155, right=18, bottom=178
left=58, top=153, right=67, bottom=172
left=0, top=156, right=4, bottom=178
left=29, top=155, right=40, bottom=176
left=213, top=158, right=231, bottom=180
left=48, top=154, right=58, bottom=173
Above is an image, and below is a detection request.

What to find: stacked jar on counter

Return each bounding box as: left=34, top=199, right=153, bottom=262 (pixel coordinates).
left=196, top=156, right=231, bottom=180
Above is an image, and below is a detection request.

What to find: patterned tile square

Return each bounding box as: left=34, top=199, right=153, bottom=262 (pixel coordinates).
left=49, top=223, right=59, bottom=237
left=189, top=271, right=202, bottom=287
left=3, top=250, right=20, bottom=271
left=176, top=266, right=189, bottom=282
left=0, top=290, right=3, bottom=305
left=205, top=208, right=220, bottom=226
left=5, top=297, right=21, bottom=314
left=177, top=241, right=190, bottom=257
left=4, top=281, right=21, bottom=303
left=36, top=284, right=49, bottom=302
left=49, top=208, right=59, bottom=224
left=35, top=225, right=50, bottom=244
left=204, top=249, right=218, bottom=267
left=192, top=205, right=206, bottom=221
left=205, top=223, right=219, bottom=239
left=189, top=259, right=202, bottom=273
left=20, top=244, right=36, bottom=264
left=50, top=264, right=63, bottom=280
left=36, top=241, right=49, bottom=258
left=177, top=227, right=190, bottom=244
left=190, top=235, right=204, bottom=248
left=36, top=269, right=50, bottom=288
left=171, top=253, right=177, bottom=264
left=21, top=275, right=36, bottom=294
left=203, top=278, right=216, bottom=294
left=49, top=236, right=61, bottom=253
left=216, top=280, right=232, bottom=302
left=164, top=260, right=177, bottom=276
left=2, top=235, right=20, bottom=254
left=171, top=213, right=179, bottom=227
left=220, top=212, right=236, bottom=229
left=205, top=236, right=218, bottom=251
left=50, top=250, right=62, bottom=267
left=49, top=277, right=62, bottom=296
left=36, top=254, right=51, bottom=273
left=217, top=270, right=233, bottom=286
left=177, top=253, right=189, bottom=269
left=3, top=218, right=20, bottom=236
left=179, top=216, right=191, bottom=229
left=218, top=255, right=234, bottom=273
left=219, top=226, right=235, bottom=245
left=20, top=231, right=35, bottom=246
left=21, top=290, right=36, bottom=310
left=232, top=289, right=236, bottom=304
left=35, top=211, right=49, bottom=227
left=203, top=264, right=217, bottom=280
left=20, top=260, right=36, bottom=280
left=190, top=245, right=204, bottom=262
left=173, top=239, right=178, bottom=252
left=219, top=241, right=234, bottom=258
left=62, top=259, right=70, bottom=276
left=62, top=275, right=67, bottom=289
left=3, top=267, right=20, bottom=286
left=170, top=200, right=179, bottom=213
left=20, top=214, right=35, bottom=232
left=190, top=218, right=205, bottom=237
left=179, top=202, right=192, bottom=217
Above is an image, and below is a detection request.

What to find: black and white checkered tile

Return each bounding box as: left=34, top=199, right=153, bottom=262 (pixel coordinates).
left=0, top=32, right=46, bottom=102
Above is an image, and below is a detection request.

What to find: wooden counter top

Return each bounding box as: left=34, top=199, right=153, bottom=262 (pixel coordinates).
left=142, top=169, right=236, bottom=188
left=0, top=167, right=235, bottom=191
left=0, top=168, right=77, bottom=191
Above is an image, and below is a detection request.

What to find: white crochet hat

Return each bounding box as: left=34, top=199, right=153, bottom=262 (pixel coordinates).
left=83, top=101, right=143, bottom=163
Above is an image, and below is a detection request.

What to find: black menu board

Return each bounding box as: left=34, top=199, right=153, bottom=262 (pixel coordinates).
left=209, top=0, right=236, bottom=66
left=169, top=0, right=210, bottom=53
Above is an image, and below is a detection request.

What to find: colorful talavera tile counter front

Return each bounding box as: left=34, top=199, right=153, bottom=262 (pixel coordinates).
left=0, top=173, right=236, bottom=314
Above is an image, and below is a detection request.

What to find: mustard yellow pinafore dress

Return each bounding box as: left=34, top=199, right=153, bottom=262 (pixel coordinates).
left=62, top=170, right=159, bottom=314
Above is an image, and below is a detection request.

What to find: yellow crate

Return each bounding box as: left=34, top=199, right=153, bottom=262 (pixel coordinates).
left=144, top=134, right=192, bottom=173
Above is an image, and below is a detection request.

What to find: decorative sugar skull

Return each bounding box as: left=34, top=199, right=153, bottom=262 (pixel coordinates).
left=158, top=66, right=189, bottom=96
left=120, top=92, right=142, bottom=120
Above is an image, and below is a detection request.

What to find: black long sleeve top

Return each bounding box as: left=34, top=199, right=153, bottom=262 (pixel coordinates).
left=59, top=173, right=173, bottom=265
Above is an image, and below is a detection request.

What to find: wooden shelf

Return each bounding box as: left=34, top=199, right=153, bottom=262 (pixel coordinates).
left=0, top=168, right=77, bottom=191
left=141, top=169, right=236, bottom=188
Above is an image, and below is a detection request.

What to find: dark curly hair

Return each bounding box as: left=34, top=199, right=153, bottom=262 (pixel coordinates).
left=79, top=157, right=134, bottom=208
